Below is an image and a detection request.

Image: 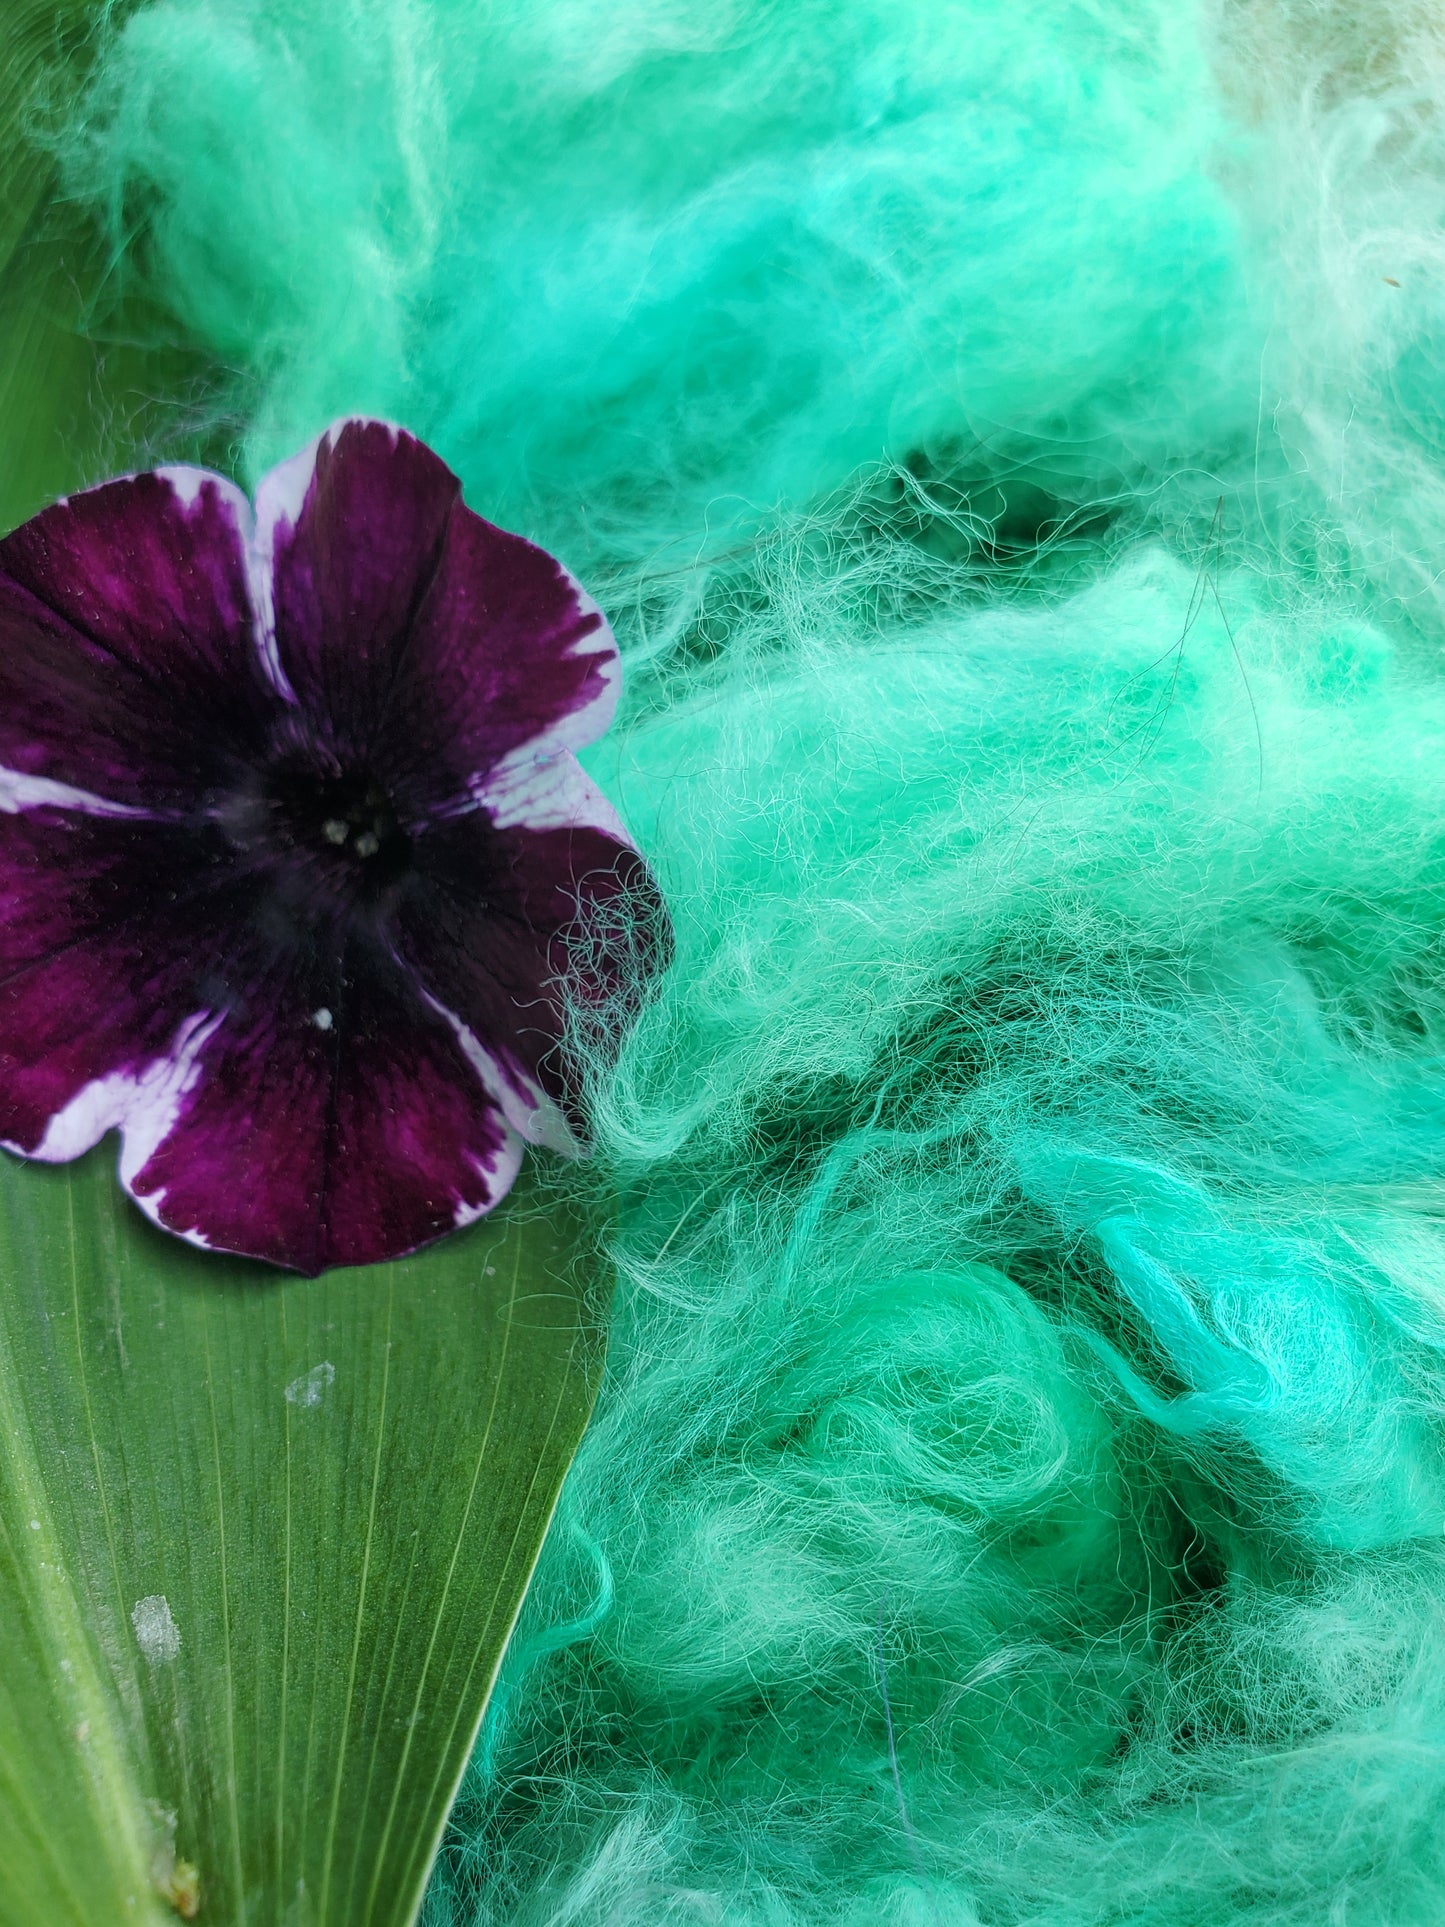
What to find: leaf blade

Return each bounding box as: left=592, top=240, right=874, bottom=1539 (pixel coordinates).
left=0, top=1148, right=602, bottom=1924
left=0, top=23, right=605, bottom=1915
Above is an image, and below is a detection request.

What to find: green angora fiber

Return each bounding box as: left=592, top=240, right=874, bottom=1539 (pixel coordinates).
left=62, top=0, right=1445, bottom=1920
left=73, top=0, right=1262, bottom=572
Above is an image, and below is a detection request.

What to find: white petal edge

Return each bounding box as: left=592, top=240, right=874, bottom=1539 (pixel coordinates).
left=0, top=1013, right=241, bottom=1258
left=3, top=1012, right=221, bottom=1249
left=452, top=1124, right=528, bottom=1232
left=46, top=461, right=251, bottom=532
left=520, top=562, right=622, bottom=759
left=152, top=464, right=252, bottom=527
left=415, top=981, right=582, bottom=1157
left=158, top=461, right=298, bottom=709
left=0, top=767, right=156, bottom=819
left=471, top=742, right=631, bottom=842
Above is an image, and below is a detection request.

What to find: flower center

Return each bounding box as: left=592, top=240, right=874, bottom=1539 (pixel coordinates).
left=283, top=766, right=410, bottom=882
left=268, top=767, right=412, bottom=887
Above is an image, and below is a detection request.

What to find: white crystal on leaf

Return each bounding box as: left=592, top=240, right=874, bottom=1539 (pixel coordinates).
left=132, top=1595, right=181, bottom=1665
left=284, top=1361, right=335, bottom=1408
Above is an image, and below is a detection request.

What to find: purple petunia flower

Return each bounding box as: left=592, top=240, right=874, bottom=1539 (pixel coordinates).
left=0, top=419, right=661, bottom=1274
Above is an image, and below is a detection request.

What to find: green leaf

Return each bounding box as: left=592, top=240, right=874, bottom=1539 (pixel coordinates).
left=0, top=1149, right=603, bottom=1924
left=0, top=22, right=606, bottom=1923
left=0, top=1, right=115, bottom=533
left=0, top=0, right=221, bottom=538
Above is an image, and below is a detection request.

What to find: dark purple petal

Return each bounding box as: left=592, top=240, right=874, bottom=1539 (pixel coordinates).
left=0, top=426, right=661, bottom=1274
left=256, top=420, right=618, bottom=817
left=129, top=951, right=522, bottom=1274
left=0, top=806, right=241, bottom=1160
left=383, top=496, right=619, bottom=814
left=252, top=419, right=459, bottom=742
left=393, top=806, right=666, bottom=1146
left=0, top=804, right=522, bottom=1272
left=0, top=469, right=279, bottom=811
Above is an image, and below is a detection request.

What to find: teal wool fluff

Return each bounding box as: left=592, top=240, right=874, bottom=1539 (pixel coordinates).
left=66, top=0, right=1445, bottom=1919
